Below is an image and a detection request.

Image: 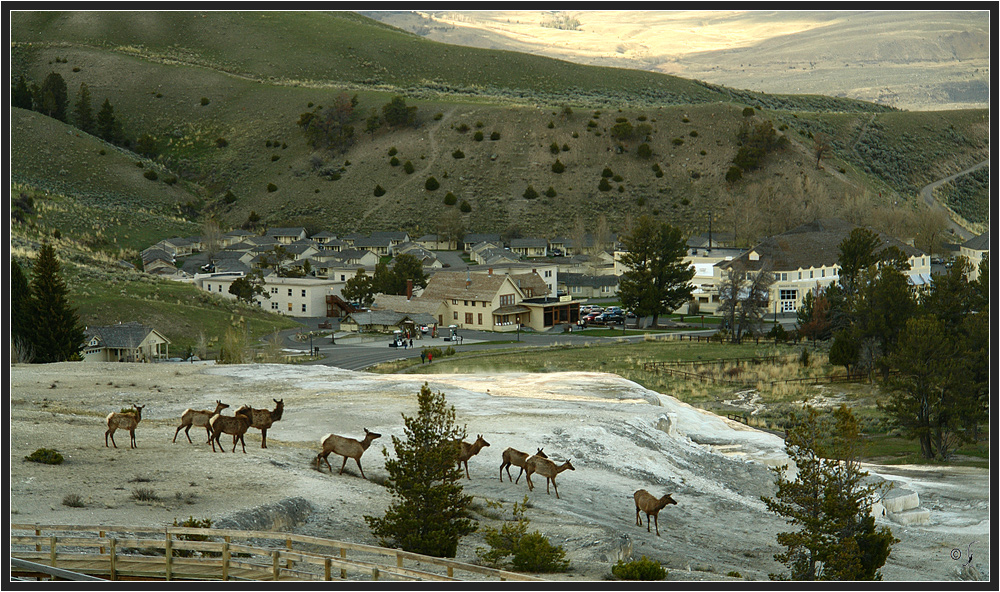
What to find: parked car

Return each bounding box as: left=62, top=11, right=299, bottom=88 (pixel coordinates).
left=590, top=314, right=609, bottom=326
left=602, top=313, right=625, bottom=325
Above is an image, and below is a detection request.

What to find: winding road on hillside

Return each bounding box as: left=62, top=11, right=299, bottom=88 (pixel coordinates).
left=918, top=160, right=989, bottom=243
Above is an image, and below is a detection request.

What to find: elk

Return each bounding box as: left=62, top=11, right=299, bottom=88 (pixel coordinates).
left=633, top=489, right=677, bottom=536
left=315, top=428, right=382, bottom=479
left=172, top=400, right=229, bottom=444
left=105, top=404, right=145, bottom=449
left=499, top=447, right=547, bottom=483
left=455, top=434, right=490, bottom=480
left=248, top=398, right=283, bottom=448
left=524, top=455, right=575, bottom=499
left=209, top=405, right=254, bottom=453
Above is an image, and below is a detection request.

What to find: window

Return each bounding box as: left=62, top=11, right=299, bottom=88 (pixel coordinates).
left=302, top=304, right=307, bottom=312
left=287, top=303, right=293, bottom=311
left=302, top=289, right=307, bottom=297
left=453, top=312, right=458, bottom=320
left=288, top=289, right=293, bottom=296
left=779, top=273, right=787, bottom=281
left=780, top=289, right=798, bottom=301
left=341, top=275, right=346, bottom=281
left=809, top=270, right=814, bottom=279
left=465, top=313, right=474, bottom=324
left=797, top=272, right=802, bottom=280
left=452, top=299, right=458, bottom=305
left=477, top=313, right=483, bottom=325
left=500, top=294, right=514, bottom=306
left=271, top=302, right=279, bottom=310
left=821, top=269, right=825, bottom=278
left=271, top=287, right=278, bottom=294
left=206, top=284, right=212, bottom=292
left=464, top=300, right=469, bottom=307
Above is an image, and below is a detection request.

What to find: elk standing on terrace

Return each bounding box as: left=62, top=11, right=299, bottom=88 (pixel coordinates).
left=248, top=398, right=283, bottom=448
left=209, top=405, right=254, bottom=453
left=315, top=428, right=382, bottom=479
left=524, top=455, right=575, bottom=499
left=633, top=489, right=677, bottom=536
left=455, top=434, right=490, bottom=480
left=105, top=404, right=145, bottom=449
left=172, top=400, right=229, bottom=444
left=499, top=447, right=547, bottom=483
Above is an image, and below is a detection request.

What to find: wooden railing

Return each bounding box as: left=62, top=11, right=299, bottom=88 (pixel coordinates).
left=10, top=524, right=543, bottom=582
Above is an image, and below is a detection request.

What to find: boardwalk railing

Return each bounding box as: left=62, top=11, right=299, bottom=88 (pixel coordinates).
left=10, top=524, right=543, bottom=582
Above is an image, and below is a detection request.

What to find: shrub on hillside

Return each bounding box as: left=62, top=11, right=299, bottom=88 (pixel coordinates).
left=267, top=183, right=278, bottom=193
left=598, top=178, right=612, bottom=192
left=523, top=185, right=539, bottom=200
left=551, top=159, right=565, bottom=174
left=200, top=97, right=210, bottom=106
left=544, top=186, right=557, bottom=198
left=474, top=131, right=484, bottom=141
left=374, top=185, right=386, bottom=197
left=459, top=200, right=472, bottom=213
left=490, top=131, right=501, bottom=140
left=550, top=142, right=560, bottom=154
left=403, top=161, right=415, bottom=174
left=143, top=169, right=158, bottom=181
left=425, top=177, right=440, bottom=191
left=444, top=192, right=458, bottom=206
left=215, top=137, right=228, bottom=148
left=611, top=556, right=666, bottom=580
left=25, top=448, right=63, bottom=465
left=390, top=156, right=400, bottom=166
left=601, top=167, right=614, bottom=178
left=452, top=149, right=465, bottom=159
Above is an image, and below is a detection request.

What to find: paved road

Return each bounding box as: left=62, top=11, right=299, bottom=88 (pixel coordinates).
left=918, top=159, right=989, bottom=243
left=276, top=315, right=797, bottom=372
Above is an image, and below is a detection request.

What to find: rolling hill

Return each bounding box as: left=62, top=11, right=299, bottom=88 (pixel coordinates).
left=10, top=10, right=989, bottom=249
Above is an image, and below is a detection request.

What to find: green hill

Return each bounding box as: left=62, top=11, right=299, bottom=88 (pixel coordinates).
left=11, top=10, right=988, bottom=245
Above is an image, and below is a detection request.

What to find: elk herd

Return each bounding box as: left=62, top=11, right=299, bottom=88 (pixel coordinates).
left=105, top=398, right=678, bottom=536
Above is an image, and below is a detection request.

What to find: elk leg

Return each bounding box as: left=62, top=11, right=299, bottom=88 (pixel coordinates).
left=654, top=514, right=660, bottom=537
left=340, top=456, right=349, bottom=475
left=261, top=429, right=267, bottom=449
left=355, top=458, right=366, bottom=480
left=635, top=505, right=642, bottom=527
left=515, top=468, right=525, bottom=484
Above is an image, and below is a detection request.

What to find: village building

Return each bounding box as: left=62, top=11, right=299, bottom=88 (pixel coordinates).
left=82, top=322, right=171, bottom=362
left=959, top=231, right=989, bottom=281
left=194, top=272, right=346, bottom=318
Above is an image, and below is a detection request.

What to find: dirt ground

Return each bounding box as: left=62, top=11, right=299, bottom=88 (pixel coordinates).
left=8, top=362, right=991, bottom=582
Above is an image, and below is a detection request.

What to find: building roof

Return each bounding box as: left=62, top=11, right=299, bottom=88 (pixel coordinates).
left=373, top=294, right=441, bottom=316
left=344, top=310, right=436, bottom=328
left=463, top=233, right=502, bottom=245
left=559, top=272, right=620, bottom=287
left=265, top=227, right=307, bottom=237
left=962, top=231, right=989, bottom=252
left=510, top=238, right=548, bottom=249
left=719, top=218, right=924, bottom=273
left=84, top=322, right=169, bottom=348
left=420, top=271, right=522, bottom=302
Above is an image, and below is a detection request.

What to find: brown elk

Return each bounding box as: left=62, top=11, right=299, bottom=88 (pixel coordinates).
left=172, top=400, right=229, bottom=444
left=209, top=405, right=254, bottom=453
left=499, top=447, right=547, bottom=483
left=105, top=404, right=145, bottom=449
left=455, top=434, right=490, bottom=480
left=633, top=489, right=677, bottom=536
left=524, top=455, right=575, bottom=499
left=315, top=428, right=382, bottom=479
left=248, top=398, right=283, bottom=448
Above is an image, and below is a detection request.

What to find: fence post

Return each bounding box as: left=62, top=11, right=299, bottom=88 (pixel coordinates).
left=99, top=530, right=105, bottom=555
left=223, top=537, right=230, bottom=581
left=164, top=532, right=172, bottom=581
left=396, top=552, right=403, bottom=569
left=340, top=548, right=347, bottom=579
left=371, top=567, right=379, bottom=581
left=286, top=537, right=294, bottom=569
left=109, top=538, right=117, bottom=581
left=49, top=536, right=57, bottom=568
left=272, top=550, right=280, bottom=581
left=35, top=528, right=41, bottom=553
left=447, top=565, right=454, bottom=578
left=324, top=557, right=332, bottom=581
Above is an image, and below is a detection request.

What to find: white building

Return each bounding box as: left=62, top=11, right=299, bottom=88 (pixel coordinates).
left=195, top=272, right=346, bottom=318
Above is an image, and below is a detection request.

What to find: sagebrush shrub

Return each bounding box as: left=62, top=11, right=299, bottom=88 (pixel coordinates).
left=511, top=532, right=569, bottom=573
left=611, top=556, right=666, bottom=580
left=425, top=177, right=440, bottom=191
left=523, top=185, right=539, bottom=200
left=25, top=448, right=63, bottom=465
left=143, top=169, right=158, bottom=181
left=267, top=183, right=278, bottom=192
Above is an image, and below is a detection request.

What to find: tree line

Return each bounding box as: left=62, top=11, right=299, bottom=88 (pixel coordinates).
left=12, top=244, right=85, bottom=364
left=13, top=72, right=126, bottom=145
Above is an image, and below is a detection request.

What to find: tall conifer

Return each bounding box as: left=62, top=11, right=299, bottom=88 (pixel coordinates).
left=28, top=244, right=84, bottom=363
left=73, top=82, right=95, bottom=134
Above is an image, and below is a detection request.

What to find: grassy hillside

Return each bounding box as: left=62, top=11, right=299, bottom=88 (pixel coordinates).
left=10, top=10, right=988, bottom=244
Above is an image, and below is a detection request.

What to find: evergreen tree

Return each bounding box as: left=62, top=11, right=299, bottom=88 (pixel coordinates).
left=341, top=268, right=375, bottom=308
left=12, top=74, right=34, bottom=110
left=617, top=216, right=694, bottom=328
left=73, top=82, right=95, bottom=134
left=762, top=406, right=897, bottom=580
left=365, top=383, right=476, bottom=557
left=12, top=259, right=36, bottom=361
left=382, top=95, right=417, bottom=128
left=96, top=98, right=122, bottom=144
left=38, top=72, right=69, bottom=122
left=28, top=244, right=85, bottom=363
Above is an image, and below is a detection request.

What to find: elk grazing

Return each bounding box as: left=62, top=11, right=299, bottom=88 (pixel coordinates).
left=500, top=447, right=547, bottom=483
left=524, top=455, right=575, bottom=499
left=633, top=489, right=677, bottom=536
left=455, top=434, right=490, bottom=480
left=172, top=400, right=229, bottom=444
left=105, top=404, right=145, bottom=449
left=315, top=428, right=382, bottom=479
left=209, top=405, right=254, bottom=453
left=248, top=398, right=284, bottom=448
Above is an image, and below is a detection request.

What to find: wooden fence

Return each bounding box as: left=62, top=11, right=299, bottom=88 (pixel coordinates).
left=10, top=524, right=543, bottom=582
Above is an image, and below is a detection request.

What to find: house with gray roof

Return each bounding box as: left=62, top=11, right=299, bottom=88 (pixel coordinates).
left=265, top=227, right=308, bottom=244
left=558, top=272, right=619, bottom=299
left=463, top=233, right=503, bottom=253
left=510, top=238, right=548, bottom=258
left=960, top=231, right=989, bottom=281
left=82, top=322, right=171, bottom=362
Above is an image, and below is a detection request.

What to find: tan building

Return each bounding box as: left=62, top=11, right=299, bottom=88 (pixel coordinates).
left=959, top=231, right=989, bottom=282
left=82, top=322, right=171, bottom=362
left=195, top=273, right=345, bottom=318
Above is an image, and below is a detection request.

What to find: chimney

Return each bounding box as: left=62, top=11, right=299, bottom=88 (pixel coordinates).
left=488, top=268, right=493, bottom=276
left=406, top=279, right=413, bottom=300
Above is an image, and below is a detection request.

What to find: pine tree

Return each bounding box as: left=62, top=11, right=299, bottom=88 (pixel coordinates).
left=617, top=216, right=695, bottom=328
left=762, top=406, right=897, bottom=580
left=38, top=72, right=69, bottom=122
left=364, top=383, right=476, bottom=557
left=73, top=82, right=95, bottom=135
left=12, top=259, right=36, bottom=361
left=28, top=244, right=85, bottom=363
left=12, top=74, right=34, bottom=110
left=96, top=98, right=122, bottom=144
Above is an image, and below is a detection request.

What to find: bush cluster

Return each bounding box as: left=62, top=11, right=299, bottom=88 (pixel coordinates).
left=25, top=448, right=64, bottom=464
left=611, top=556, right=667, bottom=580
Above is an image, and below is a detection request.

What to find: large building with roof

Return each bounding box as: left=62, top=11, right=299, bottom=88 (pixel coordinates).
left=82, top=322, right=171, bottom=362
left=960, top=231, right=989, bottom=281
left=717, top=218, right=932, bottom=314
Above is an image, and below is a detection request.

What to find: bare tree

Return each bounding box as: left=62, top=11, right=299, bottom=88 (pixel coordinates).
left=813, top=132, right=831, bottom=169
left=201, top=218, right=222, bottom=261
left=719, top=259, right=775, bottom=343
